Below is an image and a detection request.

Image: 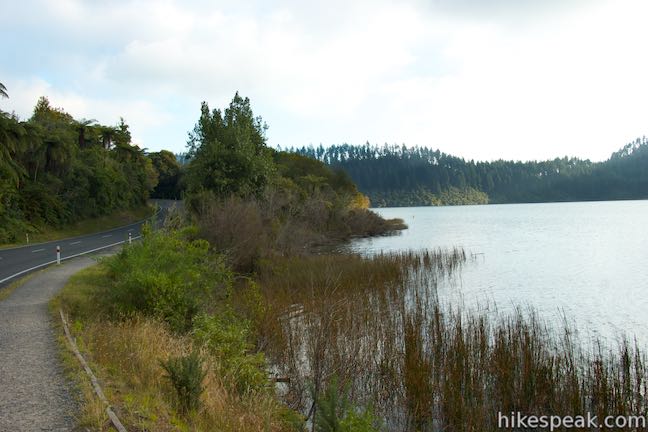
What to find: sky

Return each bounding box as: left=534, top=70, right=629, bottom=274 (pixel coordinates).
left=1, top=0, right=647, bottom=162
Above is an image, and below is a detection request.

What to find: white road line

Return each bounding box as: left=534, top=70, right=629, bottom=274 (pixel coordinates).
left=69, top=241, right=81, bottom=245
left=31, top=248, right=45, bottom=253
left=0, top=236, right=141, bottom=285
left=0, top=207, right=160, bottom=252
left=101, top=234, right=112, bottom=238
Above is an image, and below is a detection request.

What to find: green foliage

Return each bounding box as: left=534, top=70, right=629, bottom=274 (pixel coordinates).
left=0, top=97, right=158, bottom=242
left=103, top=229, right=232, bottom=332
left=292, top=141, right=648, bottom=206
left=192, top=312, right=268, bottom=395
left=186, top=92, right=275, bottom=198
left=368, top=186, right=488, bottom=207
left=313, top=377, right=381, bottom=432
left=339, top=410, right=381, bottom=432
left=161, top=351, right=207, bottom=413
left=150, top=150, right=183, bottom=199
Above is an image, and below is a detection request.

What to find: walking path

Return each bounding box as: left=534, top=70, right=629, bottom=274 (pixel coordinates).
left=0, top=256, right=99, bottom=431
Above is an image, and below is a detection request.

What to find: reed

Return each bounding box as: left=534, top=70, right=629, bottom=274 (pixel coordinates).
left=244, top=249, right=648, bottom=431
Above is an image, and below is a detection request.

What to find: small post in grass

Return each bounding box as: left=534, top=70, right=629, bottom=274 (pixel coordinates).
left=128, top=232, right=132, bottom=244
left=56, top=246, right=61, bottom=264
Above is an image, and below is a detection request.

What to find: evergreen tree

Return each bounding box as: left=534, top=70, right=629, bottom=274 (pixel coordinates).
left=186, top=92, right=274, bottom=197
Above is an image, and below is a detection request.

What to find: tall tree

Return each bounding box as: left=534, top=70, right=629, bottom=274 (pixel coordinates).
left=0, top=83, right=8, bottom=99
left=186, top=92, right=275, bottom=197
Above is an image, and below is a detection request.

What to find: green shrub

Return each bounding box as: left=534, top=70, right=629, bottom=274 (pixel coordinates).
left=314, top=377, right=381, bottom=432
left=161, top=351, right=207, bottom=413
left=192, top=312, right=268, bottom=394
left=339, top=409, right=381, bottom=432
left=103, top=228, right=232, bottom=332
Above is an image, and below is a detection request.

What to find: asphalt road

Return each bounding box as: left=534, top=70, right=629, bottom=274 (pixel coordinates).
left=0, top=200, right=178, bottom=287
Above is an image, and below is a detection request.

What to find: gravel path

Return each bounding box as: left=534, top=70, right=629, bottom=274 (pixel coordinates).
left=0, top=256, right=99, bottom=431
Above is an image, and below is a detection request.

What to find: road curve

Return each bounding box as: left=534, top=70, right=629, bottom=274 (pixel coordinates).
left=0, top=200, right=178, bottom=287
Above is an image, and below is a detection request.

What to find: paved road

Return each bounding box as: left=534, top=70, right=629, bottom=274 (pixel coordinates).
left=0, top=200, right=178, bottom=287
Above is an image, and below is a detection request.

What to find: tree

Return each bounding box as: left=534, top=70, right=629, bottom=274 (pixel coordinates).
left=186, top=92, right=275, bottom=197
left=150, top=150, right=182, bottom=199
left=29, top=97, right=76, bottom=176
left=75, top=118, right=97, bottom=149
left=0, top=83, right=8, bottom=99
left=0, top=97, right=159, bottom=242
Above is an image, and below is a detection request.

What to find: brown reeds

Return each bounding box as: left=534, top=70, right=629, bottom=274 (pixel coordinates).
left=244, top=249, right=648, bottom=431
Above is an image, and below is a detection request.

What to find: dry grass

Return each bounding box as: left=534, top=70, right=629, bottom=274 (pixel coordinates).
left=55, top=264, right=296, bottom=432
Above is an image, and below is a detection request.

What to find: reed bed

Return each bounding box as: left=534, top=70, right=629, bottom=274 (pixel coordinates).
left=246, top=249, right=648, bottom=431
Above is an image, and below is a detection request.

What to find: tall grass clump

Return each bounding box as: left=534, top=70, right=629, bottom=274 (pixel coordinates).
left=103, top=225, right=232, bottom=332
left=161, top=351, right=207, bottom=413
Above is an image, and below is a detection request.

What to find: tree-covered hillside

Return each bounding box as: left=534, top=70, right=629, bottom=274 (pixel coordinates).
left=0, top=97, right=158, bottom=242
left=291, top=140, right=648, bottom=206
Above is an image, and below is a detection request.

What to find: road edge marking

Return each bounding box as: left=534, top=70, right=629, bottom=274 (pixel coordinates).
left=0, top=237, right=141, bottom=285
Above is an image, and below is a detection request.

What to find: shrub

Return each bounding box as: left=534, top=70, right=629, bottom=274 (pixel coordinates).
left=103, top=228, right=232, bottom=332
left=314, top=377, right=381, bottom=432
left=193, top=312, right=268, bottom=395
left=161, top=351, right=207, bottom=413
left=197, top=195, right=268, bottom=272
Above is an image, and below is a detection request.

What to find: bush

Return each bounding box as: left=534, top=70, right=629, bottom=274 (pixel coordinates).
left=103, top=227, right=232, bottom=332
left=193, top=312, right=268, bottom=395
left=161, top=351, right=207, bottom=413
left=314, top=377, right=381, bottom=432
left=196, top=195, right=268, bottom=272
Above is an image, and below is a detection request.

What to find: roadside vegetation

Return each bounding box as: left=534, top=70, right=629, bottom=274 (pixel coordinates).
left=0, top=97, right=159, bottom=244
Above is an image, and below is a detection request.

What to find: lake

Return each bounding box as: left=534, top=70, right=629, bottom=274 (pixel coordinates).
left=349, top=200, right=648, bottom=347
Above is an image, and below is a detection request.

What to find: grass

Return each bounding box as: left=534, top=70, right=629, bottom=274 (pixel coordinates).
left=53, top=255, right=298, bottom=431
left=0, top=205, right=154, bottom=249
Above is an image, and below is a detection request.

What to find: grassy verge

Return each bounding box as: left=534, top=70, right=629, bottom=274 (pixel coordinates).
left=52, top=234, right=300, bottom=432
left=1, top=205, right=154, bottom=249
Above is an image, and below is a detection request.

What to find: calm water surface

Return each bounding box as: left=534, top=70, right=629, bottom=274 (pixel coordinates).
left=350, top=200, right=648, bottom=346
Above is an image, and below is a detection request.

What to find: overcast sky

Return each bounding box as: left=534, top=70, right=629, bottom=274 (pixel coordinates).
left=2, top=0, right=647, bottom=161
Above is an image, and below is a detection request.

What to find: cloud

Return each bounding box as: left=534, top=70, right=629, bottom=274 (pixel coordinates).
left=2, top=0, right=648, bottom=161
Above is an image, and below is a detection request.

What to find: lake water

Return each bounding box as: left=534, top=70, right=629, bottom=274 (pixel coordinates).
left=349, top=200, right=648, bottom=347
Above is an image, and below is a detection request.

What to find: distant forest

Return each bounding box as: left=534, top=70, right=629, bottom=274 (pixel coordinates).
left=290, top=140, right=648, bottom=207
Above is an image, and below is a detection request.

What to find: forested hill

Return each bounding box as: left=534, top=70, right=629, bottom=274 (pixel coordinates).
left=290, top=140, right=648, bottom=207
